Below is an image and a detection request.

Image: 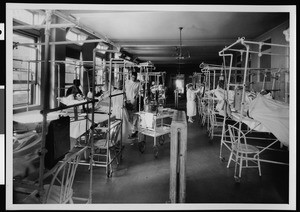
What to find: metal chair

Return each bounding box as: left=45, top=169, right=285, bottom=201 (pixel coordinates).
left=200, top=99, right=209, bottom=127
left=43, top=147, right=86, bottom=203
left=208, top=110, right=223, bottom=140
left=226, top=124, right=261, bottom=182
left=93, top=120, right=122, bottom=177
left=22, top=147, right=87, bottom=204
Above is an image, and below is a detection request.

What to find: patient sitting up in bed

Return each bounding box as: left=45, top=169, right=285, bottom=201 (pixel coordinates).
left=66, top=79, right=86, bottom=112
left=66, top=79, right=85, bottom=100
left=205, top=80, right=226, bottom=111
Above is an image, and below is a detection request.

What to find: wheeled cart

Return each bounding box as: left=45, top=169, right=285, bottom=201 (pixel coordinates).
left=136, top=109, right=175, bottom=157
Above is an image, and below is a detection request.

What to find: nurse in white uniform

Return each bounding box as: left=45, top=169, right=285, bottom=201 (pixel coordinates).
left=186, top=83, right=201, bottom=123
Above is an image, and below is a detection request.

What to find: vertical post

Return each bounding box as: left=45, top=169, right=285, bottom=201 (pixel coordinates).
left=108, top=56, right=113, bottom=176
left=271, top=70, right=277, bottom=98
left=284, top=71, right=289, bottom=103
left=73, top=106, right=78, bottom=121
left=87, top=47, right=98, bottom=203
left=39, top=9, right=52, bottom=203
left=170, top=113, right=178, bottom=203
left=240, top=41, right=250, bottom=132
left=174, top=89, right=178, bottom=109
left=57, top=64, right=60, bottom=104
left=26, top=62, right=30, bottom=112
left=120, top=60, right=126, bottom=157
left=144, top=67, right=148, bottom=99
left=139, top=66, right=142, bottom=113
left=208, top=71, right=211, bottom=90
left=212, top=69, right=216, bottom=112
left=170, top=110, right=187, bottom=203
left=219, top=53, right=233, bottom=160
left=213, top=70, right=216, bottom=89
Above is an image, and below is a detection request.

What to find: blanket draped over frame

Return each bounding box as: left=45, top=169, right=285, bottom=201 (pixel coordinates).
left=248, top=94, right=289, bottom=147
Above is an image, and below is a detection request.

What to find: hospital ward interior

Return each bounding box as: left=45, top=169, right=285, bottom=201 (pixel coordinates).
left=7, top=5, right=295, bottom=209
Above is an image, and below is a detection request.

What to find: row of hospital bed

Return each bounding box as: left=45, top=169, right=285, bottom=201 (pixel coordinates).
left=195, top=75, right=289, bottom=182
left=194, top=37, right=289, bottom=182
left=12, top=57, right=173, bottom=203
left=12, top=57, right=136, bottom=203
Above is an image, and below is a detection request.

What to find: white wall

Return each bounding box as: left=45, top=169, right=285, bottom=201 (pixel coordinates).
left=250, top=21, right=289, bottom=102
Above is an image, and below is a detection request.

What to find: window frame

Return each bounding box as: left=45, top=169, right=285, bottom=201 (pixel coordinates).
left=258, top=38, right=272, bottom=83
left=64, top=57, right=82, bottom=91
left=13, top=31, right=41, bottom=110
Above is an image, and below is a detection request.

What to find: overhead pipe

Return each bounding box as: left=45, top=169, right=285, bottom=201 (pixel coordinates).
left=219, top=37, right=244, bottom=55
left=13, top=23, right=75, bottom=30
left=243, top=39, right=289, bottom=48
left=199, top=62, right=223, bottom=69
left=15, top=39, right=105, bottom=47
left=219, top=37, right=289, bottom=56
left=224, top=48, right=289, bottom=57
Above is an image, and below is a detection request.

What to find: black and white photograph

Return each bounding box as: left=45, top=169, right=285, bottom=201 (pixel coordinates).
left=4, top=3, right=296, bottom=210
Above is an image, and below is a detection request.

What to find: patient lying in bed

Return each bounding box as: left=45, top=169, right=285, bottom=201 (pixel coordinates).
left=205, top=82, right=235, bottom=116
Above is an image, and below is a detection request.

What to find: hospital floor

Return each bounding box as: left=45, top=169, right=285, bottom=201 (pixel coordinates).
left=13, top=98, right=289, bottom=205
left=70, top=104, right=289, bottom=204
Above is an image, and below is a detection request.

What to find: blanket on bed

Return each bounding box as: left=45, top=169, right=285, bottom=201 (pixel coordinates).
left=248, top=94, right=289, bottom=146
left=13, top=131, right=42, bottom=178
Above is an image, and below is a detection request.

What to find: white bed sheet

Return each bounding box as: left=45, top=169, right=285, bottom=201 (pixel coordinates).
left=13, top=131, right=42, bottom=178
left=13, top=110, right=62, bottom=131
left=69, top=113, right=113, bottom=139
left=58, top=97, right=87, bottom=106
left=248, top=94, right=289, bottom=146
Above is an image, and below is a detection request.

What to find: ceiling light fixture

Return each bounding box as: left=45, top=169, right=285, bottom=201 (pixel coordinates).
left=175, top=27, right=191, bottom=61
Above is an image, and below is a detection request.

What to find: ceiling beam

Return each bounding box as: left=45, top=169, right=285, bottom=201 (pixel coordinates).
left=114, top=39, right=237, bottom=47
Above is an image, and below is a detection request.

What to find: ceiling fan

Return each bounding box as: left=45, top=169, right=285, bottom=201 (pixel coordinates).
left=174, top=27, right=191, bottom=61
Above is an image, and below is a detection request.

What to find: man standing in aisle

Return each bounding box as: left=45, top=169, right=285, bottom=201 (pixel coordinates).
left=125, top=69, right=140, bottom=139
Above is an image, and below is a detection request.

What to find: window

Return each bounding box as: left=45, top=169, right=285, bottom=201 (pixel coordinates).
left=259, top=38, right=271, bottom=82
left=259, top=54, right=271, bottom=82
left=13, top=9, right=44, bottom=110
left=13, top=33, right=39, bottom=108
left=259, top=69, right=271, bottom=82
left=13, top=9, right=45, bottom=25
left=13, top=9, right=34, bottom=25
left=236, top=54, right=242, bottom=67
left=175, top=74, right=185, bottom=94
left=65, top=57, right=81, bottom=87
left=236, top=70, right=242, bottom=83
